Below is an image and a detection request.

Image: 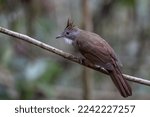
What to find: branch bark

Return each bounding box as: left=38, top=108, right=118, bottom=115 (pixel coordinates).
left=0, top=26, right=150, bottom=86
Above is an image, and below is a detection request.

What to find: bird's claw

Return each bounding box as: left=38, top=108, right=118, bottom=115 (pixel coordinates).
left=78, top=57, right=86, bottom=64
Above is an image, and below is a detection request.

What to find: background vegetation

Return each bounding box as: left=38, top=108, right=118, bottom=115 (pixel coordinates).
left=0, top=0, right=150, bottom=99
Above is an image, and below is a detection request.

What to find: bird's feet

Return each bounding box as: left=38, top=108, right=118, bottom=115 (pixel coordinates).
left=78, top=57, right=86, bottom=64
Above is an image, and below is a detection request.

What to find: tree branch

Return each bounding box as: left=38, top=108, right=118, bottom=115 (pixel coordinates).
left=0, top=26, right=150, bottom=86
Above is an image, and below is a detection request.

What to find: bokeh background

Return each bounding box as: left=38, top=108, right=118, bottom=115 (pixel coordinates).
left=0, top=0, right=150, bottom=99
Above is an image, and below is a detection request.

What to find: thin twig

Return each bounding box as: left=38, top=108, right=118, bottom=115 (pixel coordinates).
left=0, top=26, right=150, bottom=86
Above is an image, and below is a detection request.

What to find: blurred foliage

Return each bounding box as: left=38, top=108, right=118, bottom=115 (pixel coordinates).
left=38, top=62, right=62, bottom=84
left=0, top=0, right=150, bottom=99
left=0, top=0, right=5, bottom=4
left=118, top=0, right=135, bottom=7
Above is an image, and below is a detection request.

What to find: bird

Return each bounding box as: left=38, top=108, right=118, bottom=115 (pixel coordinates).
left=56, top=19, right=132, bottom=98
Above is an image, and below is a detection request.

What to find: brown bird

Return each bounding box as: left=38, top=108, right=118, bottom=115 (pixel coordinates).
left=56, top=19, right=132, bottom=98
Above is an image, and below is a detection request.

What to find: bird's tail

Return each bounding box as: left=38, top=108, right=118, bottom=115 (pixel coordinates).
left=109, top=66, right=132, bottom=98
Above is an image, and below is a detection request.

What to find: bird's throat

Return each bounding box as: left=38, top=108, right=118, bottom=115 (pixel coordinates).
left=63, top=37, right=73, bottom=45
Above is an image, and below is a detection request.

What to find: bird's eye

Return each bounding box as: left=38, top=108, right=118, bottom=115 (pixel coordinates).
left=66, top=32, right=70, bottom=35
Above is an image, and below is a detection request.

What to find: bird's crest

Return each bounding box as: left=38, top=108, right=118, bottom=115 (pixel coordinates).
left=65, top=18, right=75, bottom=29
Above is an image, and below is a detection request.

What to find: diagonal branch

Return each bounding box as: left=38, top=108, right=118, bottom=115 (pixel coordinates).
left=0, top=26, right=150, bottom=86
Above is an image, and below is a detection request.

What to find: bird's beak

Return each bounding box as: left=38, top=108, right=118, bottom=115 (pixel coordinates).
left=56, top=35, right=64, bottom=39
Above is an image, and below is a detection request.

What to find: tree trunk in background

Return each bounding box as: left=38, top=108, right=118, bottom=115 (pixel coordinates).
left=23, top=0, right=39, bottom=59
left=81, top=0, right=93, bottom=100
left=24, top=0, right=36, bottom=36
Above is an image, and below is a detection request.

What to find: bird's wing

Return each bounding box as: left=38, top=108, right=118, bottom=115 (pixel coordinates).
left=76, top=35, right=118, bottom=70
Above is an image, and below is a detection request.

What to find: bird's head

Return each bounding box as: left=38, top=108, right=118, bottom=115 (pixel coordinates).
left=56, top=19, right=80, bottom=44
